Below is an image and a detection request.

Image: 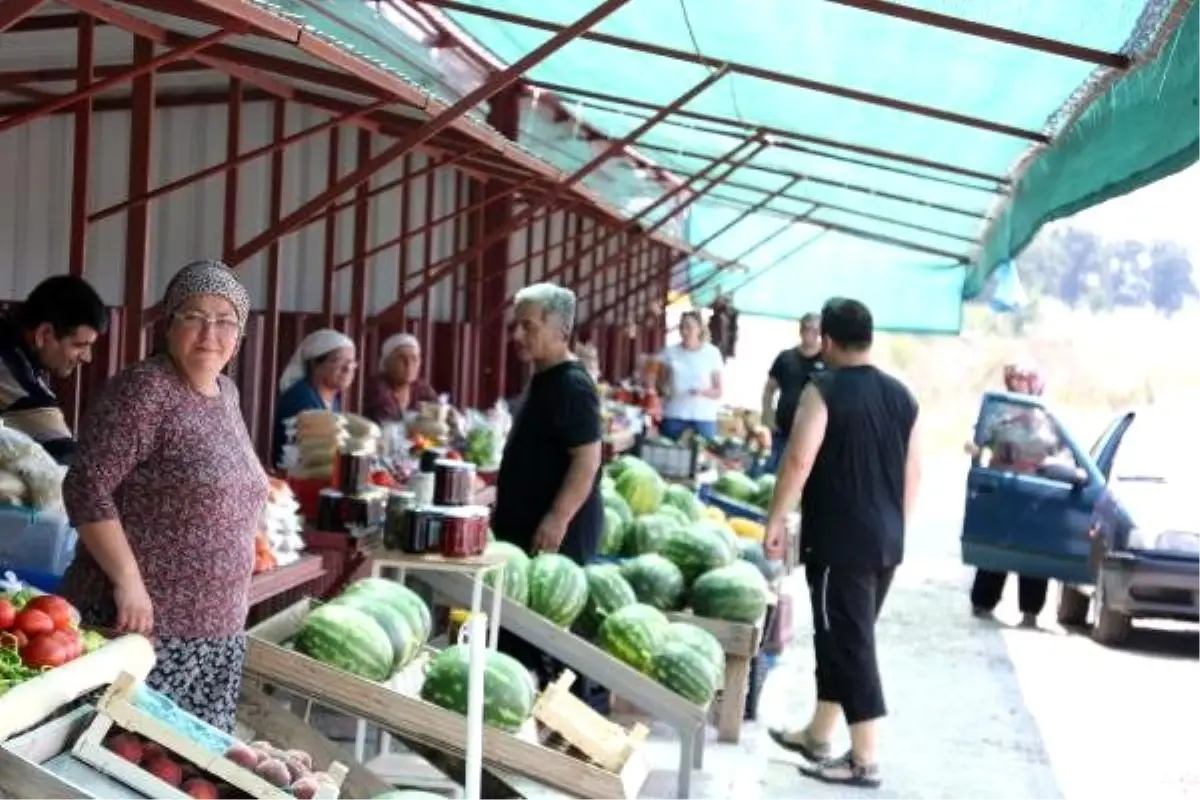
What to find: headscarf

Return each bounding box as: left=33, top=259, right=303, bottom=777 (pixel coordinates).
left=379, top=332, right=420, bottom=371
left=1003, top=359, right=1044, bottom=396
left=162, top=260, right=250, bottom=330
left=279, top=328, right=355, bottom=394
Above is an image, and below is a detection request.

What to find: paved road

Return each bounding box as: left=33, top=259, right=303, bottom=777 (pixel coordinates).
left=637, top=458, right=1199, bottom=799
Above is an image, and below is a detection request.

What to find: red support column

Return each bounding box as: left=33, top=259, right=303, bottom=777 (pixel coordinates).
left=221, top=78, right=242, bottom=257
left=258, top=99, right=286, bottom=453
left=121, top=36, right=154, bottom=367
left=0, top=0, right=52, bottom=33
left=349, top=129, right=373, bottom=412
left=478, top=83, right=520, bottom=405
left=320, top=128, right=340, bottom=326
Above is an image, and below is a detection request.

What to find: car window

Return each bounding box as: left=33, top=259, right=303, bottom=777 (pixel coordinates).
left=1089, top=414, right=1125, bottom=460
left=1108, top=413, right=1198, bottom=484
left=975, top=398, right=1077, bottom=475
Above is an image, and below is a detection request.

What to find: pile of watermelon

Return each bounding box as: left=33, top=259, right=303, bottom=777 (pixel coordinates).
left=712, top=470, right=777, bottom=511
left=294, top=578, right=433, bottom=682
left=596, top=456, right=773, bottom=626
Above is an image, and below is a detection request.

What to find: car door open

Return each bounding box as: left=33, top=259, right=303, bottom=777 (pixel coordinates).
left=960, top=391, right=1102, bottom=585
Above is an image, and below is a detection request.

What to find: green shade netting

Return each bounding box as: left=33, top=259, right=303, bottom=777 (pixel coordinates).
left=441, top=0, right=1199, bottom=330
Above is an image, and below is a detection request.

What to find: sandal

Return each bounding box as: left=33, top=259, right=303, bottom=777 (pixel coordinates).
left=767, top=726, right=831, bottom=763
left=798, top=750, right=882, bottom=789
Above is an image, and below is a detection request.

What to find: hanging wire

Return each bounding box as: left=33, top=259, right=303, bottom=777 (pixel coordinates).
left=676, top=0, right=746, bottom=125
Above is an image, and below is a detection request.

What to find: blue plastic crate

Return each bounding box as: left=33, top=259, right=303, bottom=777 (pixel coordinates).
left=697, top=485, right=767, bottom=523
left=6, top=569, right=62, bottom=594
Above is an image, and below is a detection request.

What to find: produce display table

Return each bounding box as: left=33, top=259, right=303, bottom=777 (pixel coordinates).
left=249, top=554, right=326, bottom=607
left=417, top=571, right=709, bottom=799
left=665, top=612, right=762, bottom=744
left=302, top=530, right=378, bottom=600
left=244, top=600, right=645, bottom=799
left=365, top=549, right=506, bottom=800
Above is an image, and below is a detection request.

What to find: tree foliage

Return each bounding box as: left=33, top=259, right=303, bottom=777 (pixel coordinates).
left=1013, top=226, right=1198, bottom=315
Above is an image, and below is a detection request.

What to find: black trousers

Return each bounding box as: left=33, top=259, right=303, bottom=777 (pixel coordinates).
left=806, top=563, right=895, bottom=726
left=970, top=569, right=1048, bottom=615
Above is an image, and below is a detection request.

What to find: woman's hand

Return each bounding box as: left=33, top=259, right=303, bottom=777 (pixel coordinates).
left=113, top=576, right=154, bottom=635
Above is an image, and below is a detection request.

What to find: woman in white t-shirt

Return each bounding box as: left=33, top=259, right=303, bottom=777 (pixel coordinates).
left=657, top=311, right=724, bottom=440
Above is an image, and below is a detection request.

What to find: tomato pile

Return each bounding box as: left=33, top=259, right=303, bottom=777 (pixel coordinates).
left=0, top=590, right=107, bottom=694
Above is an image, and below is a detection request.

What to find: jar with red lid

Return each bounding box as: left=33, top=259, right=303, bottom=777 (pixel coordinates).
left=433, top=459, right=476, bottom=506
left=438, top=507, right=489, bottom=557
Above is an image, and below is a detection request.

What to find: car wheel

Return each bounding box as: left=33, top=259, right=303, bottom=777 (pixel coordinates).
left=1091, top=578, right=1131, bottom=646
left=1056, top=583, right=1089, bottom=626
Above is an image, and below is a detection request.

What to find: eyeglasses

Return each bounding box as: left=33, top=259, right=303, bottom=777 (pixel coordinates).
left=174, top=311, right=241, bottom=338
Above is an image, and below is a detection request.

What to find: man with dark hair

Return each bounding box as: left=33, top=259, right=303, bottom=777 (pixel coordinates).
left=761, top=312, right=824, bottom=473
left=0, top=275, right=108, bottom=464
left=764, top=297, right=921, bottom=789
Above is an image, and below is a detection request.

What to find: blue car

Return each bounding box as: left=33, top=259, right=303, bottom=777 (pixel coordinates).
left=961, top=392, right=1199, bottom=646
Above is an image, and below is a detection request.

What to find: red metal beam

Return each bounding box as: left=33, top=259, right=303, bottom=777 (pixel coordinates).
left=0, top=28, right=237, bottom=134
left=88, top=97, right=393, bottom=223
left=527, top=80, right=1008, bottom=185
left=261, top=99, right=286, bottom=445
left=224, top=0, right=638, bottom=268
left=480, top=134, right=767, bottom=329
left=320, top=128, right=341, bottom=326
left=67, top=13, right=94, bottom=278
left=222, top=78, right=242, bottom=256
left=825, top=0, right=1130, bottom=68
left=121, top=37, right=155, bottom=366
left=369, top=64, right=732, bottom=326
left=349, top=129, right=373, bottom=413
left=0, top=0, right=49, bottom=33
left=420, top=0, right=1048, bottom=142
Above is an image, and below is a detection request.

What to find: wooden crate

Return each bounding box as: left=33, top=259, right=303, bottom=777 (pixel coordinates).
left=72, top=672, right=348, bottom=800
left=246, top=600, right=648, bottom=799
left=666, top=611, right=763, bottom=744
left=533, top=671, right=649, bottom=778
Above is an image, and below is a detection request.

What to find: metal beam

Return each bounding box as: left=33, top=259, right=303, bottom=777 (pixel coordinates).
left=0, top=0, right=49, bottom=33
left=477, top=134, right=767, bottom=329
left=824, top=0, right=1131, bottom=68
left=420, top=0, right=1049, bottom=142
left=0, top=28, right=237, bottom=134
left=368, top=64, right=732, bottom=325
left=527, top=80, right=1009, bottom=185
left=224, top=0, right=638, bottom=267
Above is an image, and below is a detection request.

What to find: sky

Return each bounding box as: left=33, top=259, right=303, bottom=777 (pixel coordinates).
left=1066, top=164, right=1199, bottom=253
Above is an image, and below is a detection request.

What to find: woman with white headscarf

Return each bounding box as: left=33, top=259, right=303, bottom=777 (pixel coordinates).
left=363, top=332, right=438, bottom=424
left=271, top=328, right=357, bottom=467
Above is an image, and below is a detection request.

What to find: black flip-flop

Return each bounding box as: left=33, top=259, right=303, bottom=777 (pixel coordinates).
left=767, top=727, right=831, bottom=763
left=798, top=752, right=882, bottom=789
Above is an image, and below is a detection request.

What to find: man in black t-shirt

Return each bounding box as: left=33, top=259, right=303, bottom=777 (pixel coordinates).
left=762, top=312, right=824, bottom=473
left=492, top=282, right=606, bottom=705
left=763, top=298, right=921, bottom=790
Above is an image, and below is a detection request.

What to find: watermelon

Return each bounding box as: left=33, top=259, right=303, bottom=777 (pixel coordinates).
left=657, top=525, right=736, bottom=585
left=693, top=520, right=741, bottom=563
left=614, top=467, right=665, bottom=515
left=666, top=621, right=725, bottom=680
left=690, top=564, right=770, bottom=623
left=609, top=454, right=652, bottom=480
left=576, top=563, right=638, bottom=639
left=662, top=484, right=704, bottom=522
left=341, top=578, right=433, bottom=644
left=600, top=475, right=615, bottom=494
left=526, top=554, right=589, bottom=627
left=598, top=507, right=626, bottom=557
left=623, top=513, right=676, bottom=556
left=597, top=603, right=670, bottom=673
left=649, top=638, right=722, bottom=706
left=603, top=490, right=634, bottom=525
left=619, top=553, right=685, bottom=611
left=713, top=471, right=758, bottom=503
left=482, top=541, right=531, bottom=605
left=656, top=503, right=691, bottom=528
left=328, top=591, right=419, bottom=671
left=295, top=604, right=394, bottom=681
left=420, top=644, right=536, bottom=733
left=752, top=474, right=777, bottom=509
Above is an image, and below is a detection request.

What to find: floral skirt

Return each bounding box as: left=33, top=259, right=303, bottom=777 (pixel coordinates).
left=145, top=635, right=247, bottom=734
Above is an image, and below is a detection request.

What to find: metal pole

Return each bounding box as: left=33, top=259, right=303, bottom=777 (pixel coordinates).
left=0, top=0, right=52, bottom=34
left=225, top=0, right=639, bottom=267
left=369, top=64, right=732, bottom=326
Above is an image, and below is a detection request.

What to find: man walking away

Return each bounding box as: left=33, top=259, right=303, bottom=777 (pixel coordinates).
left=761, top=312, right=824, bottom=474
left=491, top=283, right=607, bottom=709
left=763, top=298, right=921, bottom=789
left=0, top=276, right=107, bottom=465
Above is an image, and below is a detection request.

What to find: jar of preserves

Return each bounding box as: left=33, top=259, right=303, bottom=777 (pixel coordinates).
left=433, top=459, right=476, bottom=506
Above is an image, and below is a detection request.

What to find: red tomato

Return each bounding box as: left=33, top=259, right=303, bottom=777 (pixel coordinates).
left=9, top=629, right=28, bottom=649
left=21, top=632, right=69, bottom=669
left=14, top=609, right=54, bottom=637
left=0, top=598, right=15, bottom=630
left=52, top=629, right=83, bottom=661
left=24, top=595, right=78, bottom=631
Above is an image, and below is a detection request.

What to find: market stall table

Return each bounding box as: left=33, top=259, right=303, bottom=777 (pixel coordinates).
left=665, top=611, right=762, bottom=744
